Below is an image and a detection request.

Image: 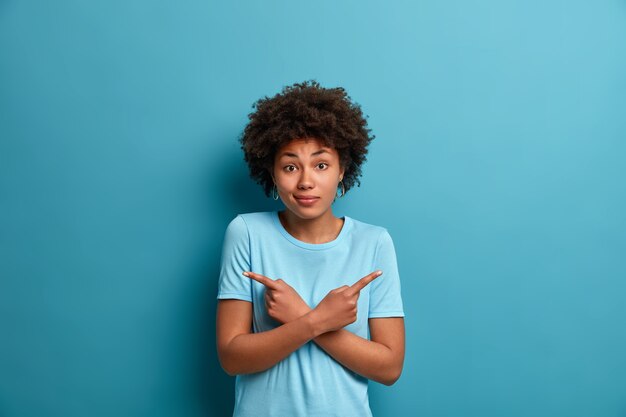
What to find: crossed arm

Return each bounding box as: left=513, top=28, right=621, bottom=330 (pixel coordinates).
left=216, top=271, right=405, bottom=385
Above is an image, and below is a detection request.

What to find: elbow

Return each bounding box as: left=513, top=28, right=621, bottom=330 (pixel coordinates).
left=220, top=352, right=246, bottom=376
left=380, top=376, right=399, bottom=386
left=218, top=357, right=235, bottom=376
left=221, top=362, right=237, bottom=377
left=380, top=375, right=400, bottom=386
left=218, top=349, right=241, bottom=377
left=379, top=367, right=403, bottom=386
left=224, top=369, right=239, bottom=377
left=220, top=358, right=243, bottom=377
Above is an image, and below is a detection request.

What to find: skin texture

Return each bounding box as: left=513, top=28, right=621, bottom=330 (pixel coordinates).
left=272, top=138, right=346, bottom=244
left=239, top=80, right=374, bottom=197
left=216, top=138, right=405, bottom=385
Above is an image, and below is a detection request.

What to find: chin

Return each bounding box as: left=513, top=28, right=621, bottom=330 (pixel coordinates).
left=287, top=209, right=322, bottom=220
left=286, top=202, right=331, bottom=220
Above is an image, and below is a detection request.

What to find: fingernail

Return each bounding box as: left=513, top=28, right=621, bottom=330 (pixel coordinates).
left=377, top=270, right=383, bottom=276
left=242, top=272, right=249, bottom=276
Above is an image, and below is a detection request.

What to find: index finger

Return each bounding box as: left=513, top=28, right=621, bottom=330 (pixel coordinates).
left=242, top=271, right=279, bottom=289
left=347, top=270, right=383, bottom=295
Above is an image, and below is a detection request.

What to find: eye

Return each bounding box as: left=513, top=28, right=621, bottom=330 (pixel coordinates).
left=317, top=163, right=328, bottom=170
left=283, top=165, right=296, bottom=172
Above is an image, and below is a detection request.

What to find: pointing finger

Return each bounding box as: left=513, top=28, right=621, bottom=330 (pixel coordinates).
left=347, top=270, right=383, bottom=295
left=242, top=271, right=279, bottom=290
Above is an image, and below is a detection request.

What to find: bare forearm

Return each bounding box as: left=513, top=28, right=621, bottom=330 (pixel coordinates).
left=226, top=271, right=404, bottom=383
left=220, top=313, right=318, bottom=375
left=313, top=330, right=401, bottom=385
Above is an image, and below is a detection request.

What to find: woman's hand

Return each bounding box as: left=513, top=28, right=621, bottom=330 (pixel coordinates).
left=243, top=272, right=311, bottom=324
left=243, top=270, right=383, bottom=335
left=309, top=271, right=383, bottom=334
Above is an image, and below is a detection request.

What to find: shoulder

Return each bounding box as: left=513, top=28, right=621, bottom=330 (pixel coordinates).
left=347, top=216, right=392, bottom=242
left=237, top=211, right=274, bottom=223
left=235, top=211, right=275, bottom=228
left=225, top=211, right=275, bottom=236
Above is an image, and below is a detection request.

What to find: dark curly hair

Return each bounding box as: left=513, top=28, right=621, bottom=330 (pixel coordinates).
left=240, top=80, right=375, bottom=197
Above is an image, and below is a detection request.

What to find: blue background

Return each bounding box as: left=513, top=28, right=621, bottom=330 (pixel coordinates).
left=1, top=1, right=625, bottom=416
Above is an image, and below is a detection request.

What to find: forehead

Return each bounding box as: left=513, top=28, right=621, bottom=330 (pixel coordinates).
left=276, top=138, right=337, bottom=158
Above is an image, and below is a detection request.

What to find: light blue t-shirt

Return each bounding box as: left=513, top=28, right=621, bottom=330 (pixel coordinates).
left=217, top=211, right=404, bottom=417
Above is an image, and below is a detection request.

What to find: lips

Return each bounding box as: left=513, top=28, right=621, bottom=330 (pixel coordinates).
left=294, top=195, right=320, bottom=205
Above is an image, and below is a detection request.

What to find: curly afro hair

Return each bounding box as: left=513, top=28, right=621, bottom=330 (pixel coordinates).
left=240, top=80, right=375, bottom=197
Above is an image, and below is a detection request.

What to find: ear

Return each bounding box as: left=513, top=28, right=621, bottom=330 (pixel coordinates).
left=339, top=167, right=345, bottom=182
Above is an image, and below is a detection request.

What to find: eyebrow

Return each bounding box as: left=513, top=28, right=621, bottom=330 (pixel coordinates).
left=279, top=149, right=330, bottom=158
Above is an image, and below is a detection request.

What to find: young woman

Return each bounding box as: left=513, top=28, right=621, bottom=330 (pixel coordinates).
left=216, top=81, right=405, bottom=417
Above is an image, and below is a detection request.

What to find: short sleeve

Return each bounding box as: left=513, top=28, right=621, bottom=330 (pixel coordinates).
left=368, top=229, right=405, bottom=318
left=217, top=215, right=252, bottom=302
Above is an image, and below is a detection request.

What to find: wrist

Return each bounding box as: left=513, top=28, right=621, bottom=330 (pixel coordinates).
left=313, top=328, right=340, bottom=342
left=300, top=306, right=313, bottom=318
left=303, top=308, right=324, bottom=338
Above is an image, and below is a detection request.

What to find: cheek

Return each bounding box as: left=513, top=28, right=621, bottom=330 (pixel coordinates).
left=274, top=173, right=295, bottom=189
left=321, top=176, right=341, bottom=192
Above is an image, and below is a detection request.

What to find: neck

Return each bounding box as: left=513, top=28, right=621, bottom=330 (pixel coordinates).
left=279, top=209, right=344, bottom=244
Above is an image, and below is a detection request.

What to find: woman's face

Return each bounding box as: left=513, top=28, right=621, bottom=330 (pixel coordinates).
left=272, top=138, right=345, bottom=221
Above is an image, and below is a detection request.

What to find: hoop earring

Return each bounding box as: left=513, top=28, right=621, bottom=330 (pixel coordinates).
left=272, top=184, right=279, bottom=200
left=336, top=180, right=345, bottom=199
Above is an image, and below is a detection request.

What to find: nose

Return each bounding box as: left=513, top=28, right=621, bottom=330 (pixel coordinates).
left=297, top=167, right=314, bottom=190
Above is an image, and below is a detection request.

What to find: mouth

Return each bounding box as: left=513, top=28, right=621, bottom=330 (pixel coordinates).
left=294, top=196, right=320, bottom=206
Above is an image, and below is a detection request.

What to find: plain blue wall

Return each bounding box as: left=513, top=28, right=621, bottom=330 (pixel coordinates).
left=1, top=1, right=625, bottom=416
